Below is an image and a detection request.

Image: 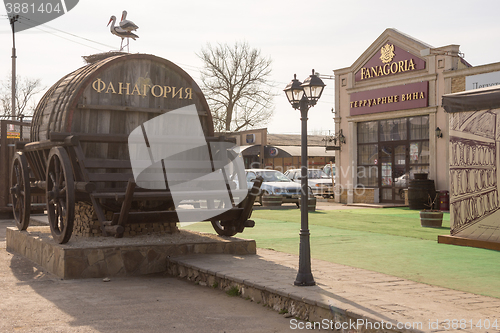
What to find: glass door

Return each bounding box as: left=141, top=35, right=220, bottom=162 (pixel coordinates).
left=379, top=143, right=407, bottom=202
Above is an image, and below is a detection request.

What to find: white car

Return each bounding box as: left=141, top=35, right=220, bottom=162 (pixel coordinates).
left=323, top=164, right=336, bottom=178
left=245, top=169, right=311, bottom=206
left=284, top=168, right=334, bottom=198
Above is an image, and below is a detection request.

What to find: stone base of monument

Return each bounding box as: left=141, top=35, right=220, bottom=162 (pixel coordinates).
left=6, top=226, right=256, bottom=280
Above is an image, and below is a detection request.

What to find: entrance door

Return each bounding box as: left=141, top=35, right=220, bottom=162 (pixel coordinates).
left=379, top=143, right=408, bottom=202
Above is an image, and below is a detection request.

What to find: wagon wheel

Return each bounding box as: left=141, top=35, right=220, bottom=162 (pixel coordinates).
left=46, top=147, right=75, bottom=244
left=210, top=199, right=238, bottom=237
left=211, top=220, right=238, bottom=237
left=10, top=152, right=31, bottom=230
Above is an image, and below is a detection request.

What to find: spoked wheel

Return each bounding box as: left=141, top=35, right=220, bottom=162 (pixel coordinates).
left=10, top=152, right=31, bottom=230
left=46, top=147, right=75, bottom=244
left=211, top=220, right=238, bottom=237
left=210, top=199, right=238, bottom=237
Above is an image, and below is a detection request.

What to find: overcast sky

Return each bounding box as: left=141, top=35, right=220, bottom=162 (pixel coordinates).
left=1, top=0, right=500, bottom=135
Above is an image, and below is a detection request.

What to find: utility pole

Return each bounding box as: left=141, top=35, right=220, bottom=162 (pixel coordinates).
left=10, top=15, right=19, bottom=121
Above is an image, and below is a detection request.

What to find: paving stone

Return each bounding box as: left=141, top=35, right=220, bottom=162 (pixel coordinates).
left=167, top=248, right=500, bottom=333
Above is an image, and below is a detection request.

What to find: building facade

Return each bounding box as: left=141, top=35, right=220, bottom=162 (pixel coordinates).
left=334, top=28, right=473, bottom=204
left=220, top=128, right=335, bottom=172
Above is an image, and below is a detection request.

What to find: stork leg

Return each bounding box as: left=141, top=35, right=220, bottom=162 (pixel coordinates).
left=120, top=38, right=124, bottom=51
left=121, top=38, right=130, bottom=53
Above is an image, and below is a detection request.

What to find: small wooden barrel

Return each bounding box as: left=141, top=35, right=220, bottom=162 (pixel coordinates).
left=420, top=211, right=443, bottom=228
left=262, top=195, right=283, bottom=207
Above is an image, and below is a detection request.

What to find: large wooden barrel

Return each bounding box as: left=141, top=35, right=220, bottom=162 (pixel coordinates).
left=408, top=173, right=436, bottom=210
left=31, top=53, right=213, bottom=159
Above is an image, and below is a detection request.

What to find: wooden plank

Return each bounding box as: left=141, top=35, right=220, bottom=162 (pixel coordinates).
left=87, top=173, right=133, bottom=182
left=92, top=191, right=172, bottom=199
left=22, top=140, right=65, bottom=152
left=437, top=235, right=500, bottom=251
left=77, top=103, right=208, bottom=116
left=50, top=132, right=129, bottom=143
left=90, top=195, right=109, bottom=236
left=118, top=208, right=244, bottom=224
left=83, top=159, right=131, bottom=169
left=116, top=180, right=136, bottom=227
left=91, top=189, right=248, bottom=200
left=234, top=176, right=263, bottom=232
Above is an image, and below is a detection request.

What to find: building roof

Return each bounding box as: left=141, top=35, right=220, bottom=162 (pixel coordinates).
left=274, top=145, right=335, bottom=158
left=239, top=144, right=335, bottom=158
left=442, top=85, right=500, bottom=113
left=267, top=133, right=327, bottom=146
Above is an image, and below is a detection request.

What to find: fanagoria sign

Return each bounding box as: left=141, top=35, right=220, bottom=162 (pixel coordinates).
left=355, top=43, right=426, bottom=82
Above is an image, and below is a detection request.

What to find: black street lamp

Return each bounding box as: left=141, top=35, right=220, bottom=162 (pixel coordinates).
left=10, top=15, right=19, bottom=121
left=284, top=69, right=325, bottom=286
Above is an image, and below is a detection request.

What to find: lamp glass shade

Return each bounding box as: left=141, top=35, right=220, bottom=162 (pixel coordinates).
left=301, top=70, right=325, bottom=103
left=284, top=74, right=304, bottom=106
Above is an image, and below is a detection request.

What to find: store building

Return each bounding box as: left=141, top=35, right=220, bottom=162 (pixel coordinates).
left=220, top=128, right=335, bottom=172
left=333, top=28, right=474, bottom=204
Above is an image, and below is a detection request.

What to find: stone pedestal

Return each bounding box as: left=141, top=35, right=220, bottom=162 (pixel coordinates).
left=6, top=226, right=256, bottom=279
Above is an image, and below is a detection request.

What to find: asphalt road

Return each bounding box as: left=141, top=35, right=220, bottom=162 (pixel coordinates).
left=0, top=219, right=298, bottom=333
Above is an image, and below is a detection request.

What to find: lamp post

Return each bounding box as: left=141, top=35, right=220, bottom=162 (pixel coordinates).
left=284, top=69, right=325, bottom=286
left=10, top=15, right=19, bottom=121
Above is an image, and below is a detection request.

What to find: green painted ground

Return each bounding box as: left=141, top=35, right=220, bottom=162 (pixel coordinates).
left=182, top=208, right=500, bottom=299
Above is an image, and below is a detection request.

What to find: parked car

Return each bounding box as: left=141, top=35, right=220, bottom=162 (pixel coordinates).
left=284, top=168, right=334, bottom=198
left=245, top=169, right=311, bottom=206
left=323, top=164, right=336, bottom=179
left=394, top=174, right=408, bottom=187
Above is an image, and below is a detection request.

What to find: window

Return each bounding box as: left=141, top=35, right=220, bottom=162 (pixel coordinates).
left=409, top=116, right=429, bottom=140
left=379, top=118, right=407, bottom=141
left=357, top=116, right=429, bottom=190
left=358, top=121, right=378, bottom=143
left=409, top=116, right=429, bottom=177
left=357, top=121, right=378, bottom=187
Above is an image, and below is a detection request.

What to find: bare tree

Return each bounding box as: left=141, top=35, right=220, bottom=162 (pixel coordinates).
left=198, top=41, right=275, bottom=132
left=0, top=76, right=44, bottom=119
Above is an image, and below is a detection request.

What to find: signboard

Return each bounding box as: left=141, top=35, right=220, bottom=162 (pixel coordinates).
left=410, top=143, right=419, bottom=162
left=7, top=131, right=20, bottom=139
left=465, top=71, right=500, bottom=90
left=350, top=81, right=429, bottom=116
left=355, top=43, right=426, bottom=82
left=268, top=147, right=278, bottom=157
left=246, top=134, right=256, bottom=144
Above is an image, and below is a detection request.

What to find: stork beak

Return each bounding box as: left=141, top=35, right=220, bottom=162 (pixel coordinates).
left=107, top=18, right=112, bottom=26
left=121, top=14, right=124, bottom=21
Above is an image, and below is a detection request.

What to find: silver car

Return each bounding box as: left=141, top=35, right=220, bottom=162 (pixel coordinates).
left=245, top=169, right=311, bottom=206
left=284, top=168, right=334, bottom=198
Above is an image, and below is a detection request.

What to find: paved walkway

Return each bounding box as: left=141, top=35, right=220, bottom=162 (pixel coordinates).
left=169, top=249, right=500, bottom=333
left=0, top=221, right=294, bottom=333
left=6, top=205, right=500, bottom=332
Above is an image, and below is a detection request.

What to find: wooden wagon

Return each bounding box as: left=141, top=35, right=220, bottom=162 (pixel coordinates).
left=9, top=53, right=262, bottom=244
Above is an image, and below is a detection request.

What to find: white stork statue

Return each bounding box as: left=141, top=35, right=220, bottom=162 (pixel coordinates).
left=107, top=15, right=139, bottom=52
left=119, top=10, right=139, bottom=32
